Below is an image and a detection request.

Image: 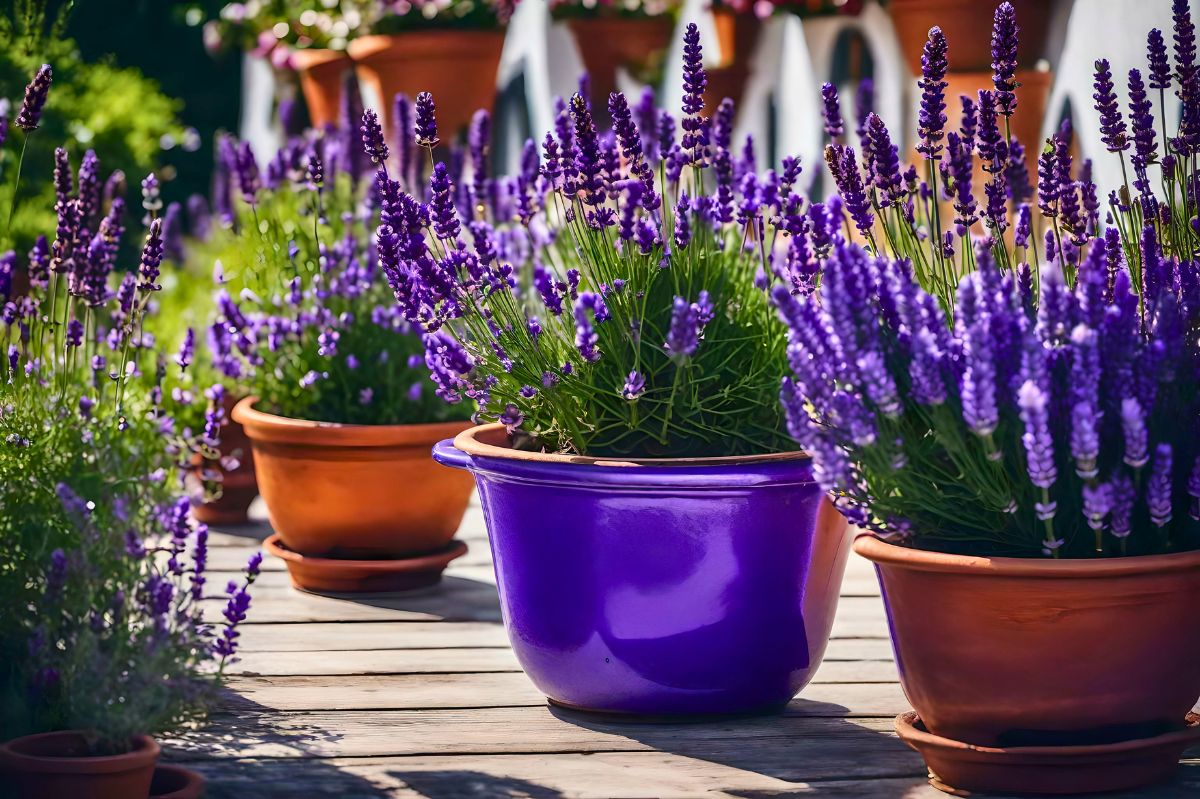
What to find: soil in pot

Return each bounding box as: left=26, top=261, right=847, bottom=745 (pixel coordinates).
left=0, top=731, right=159, bottom=799
left=855, top=535, right=1200, bottom=749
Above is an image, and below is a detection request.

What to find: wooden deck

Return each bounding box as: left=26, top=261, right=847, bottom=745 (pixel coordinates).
left=175, top=499, right=1200, bottom=798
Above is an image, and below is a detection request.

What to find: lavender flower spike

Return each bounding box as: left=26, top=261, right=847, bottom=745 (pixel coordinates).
left=1018, top=380, right=1057, bottom=501
left=680, top=23, right=708, bottom=164
left=416, top=91, right=439, bottom=148
left=1148, top=444, right=1173, bottom=527
left=1093, top=59, right=1129, bottom=153
left=820, top=83, right=844, bottom=140
left=1147, top=28, right=1172, bottom=90
left=360, top=109, right=390, bottom=166
left=917, top=27, right=949, bottom=159
left=16, top=64, right=52, bottom=132
left=138, top=218, right=165, bottom=293
left=991, top=2, right=1019, bottom=118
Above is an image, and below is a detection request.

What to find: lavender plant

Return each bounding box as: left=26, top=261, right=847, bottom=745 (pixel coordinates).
left=783, top=3, right=1200, bottom=558
left=376, top=24, right=807, bottom=458
left=188, top=120, right=471, bottom=426
left=1, top=89, right=259, bottom=747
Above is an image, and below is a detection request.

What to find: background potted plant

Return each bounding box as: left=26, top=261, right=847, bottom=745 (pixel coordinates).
left=201, top=115, right=474, bottom=594
left=0, top=72, right=260, bottom=798
left=347, top=0, right=516, bottom=145
left=785, top=3, right=1200, bottom=793
left=552, top=0, right=679, bottom=127
left=381, top=25, right=854, bottom=717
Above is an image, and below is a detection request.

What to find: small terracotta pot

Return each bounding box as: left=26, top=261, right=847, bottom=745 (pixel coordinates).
left=291, top=48, right=353, bottom=128
left=0, top=731, right=159, bottom=799
left=888, top=0, right=1052, bottom=74
left=855, top=535, right=1200, bottom=748
left=348, top=31, right=505, bottom=144
left=192, top=394, right=258, bottom=526
left=150, top=764, right=205, bottom=799
left=232, top=397, right=474, bottom=559
left=704, top=9, right=763, bottom=113
left=566, top=17, right=676, bottom=125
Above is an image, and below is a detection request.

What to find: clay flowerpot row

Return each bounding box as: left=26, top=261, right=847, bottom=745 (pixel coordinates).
left=293, top=30, right=506, bottom=142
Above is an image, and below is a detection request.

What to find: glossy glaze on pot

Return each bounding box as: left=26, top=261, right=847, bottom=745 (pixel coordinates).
left=434, top=424, right=851, bottom=716
left=856, top=535, right=1200, bottom=748
left=0, top=732, right=159, bottom=799
left=233, top=397, right=474, bottom=558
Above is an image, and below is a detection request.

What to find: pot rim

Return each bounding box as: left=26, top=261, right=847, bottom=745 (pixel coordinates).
left=854, top=534, right=1200, bottom=577
left=232, top=396, right=471, bottom=448
left=453, top=422, right=807, bottom=468
left=0, top=731, right=159, bottom=774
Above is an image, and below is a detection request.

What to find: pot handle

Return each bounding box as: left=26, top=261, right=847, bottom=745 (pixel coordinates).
left=432, top=438, right=472, bottom=471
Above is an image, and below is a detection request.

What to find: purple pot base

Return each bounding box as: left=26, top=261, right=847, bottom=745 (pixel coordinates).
left=434, top=434, right=851, bottom=716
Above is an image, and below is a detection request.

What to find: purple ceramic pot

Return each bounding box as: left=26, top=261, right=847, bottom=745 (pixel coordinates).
left=433, top=424, right=852, bottom=716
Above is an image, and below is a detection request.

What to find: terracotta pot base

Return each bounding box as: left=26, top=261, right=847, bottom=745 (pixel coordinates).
left=265, top=533, right=467, bottom=594
left=191, top=501, right=255, bottom=526
left=150, top=764, right=206, bottom=799
left=897, top=711, right=1200, bottom=796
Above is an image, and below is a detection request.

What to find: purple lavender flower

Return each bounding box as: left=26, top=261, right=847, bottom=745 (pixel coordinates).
left=16, top=64, right=52, bottom=132
left=415, top=91, right=439, bottom=148
left=1127, top=68, right=1158, bottom=170
left=680, top=23, right=708, bottom=164
left=571, top=94, right=606, bottom=209
left=917, top=27, right=949, bottom=159
left=864, top=113, right=903, bottom=207
left=235, top=143, right=261, bottom=205
left=1173, top=0, right=1197, bottom=83
left=959, top=276, right=999, bottom=436
left=1148, top=28, right=1172, bottom=90
left=621, top=370, right=646, bottom=400
left=138, top=218, right=165, bottom=293
left=1018, top=379, right=1057, bottom=490
left=175, top=328, right=195, bottom=372
left=820, top=82, right=844, bottom=140
left=826, top=145, right=874, bottom=237
left=429, top=162, right=460, bottom=241
left=1121, top=396, right=1149, bottom=468
left=360, top=109, right=389, bottom=166
left=665, top=295, right=705, bottom=359
left=991, top=2, right=1019, bottom=118
left=1093, top=59, right=1129, bottom=153
left=573, top=292, right=605, bottom=363
left=854, top=78, right=874, bottom=142
left=674, top=193, right=692, bottom=249
left=1148, top=443, right=1174, bottom=527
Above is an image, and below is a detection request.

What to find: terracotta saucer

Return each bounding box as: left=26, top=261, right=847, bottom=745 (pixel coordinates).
left=264, top=534, right=468, bottom=594
left=150, top=764, right=206, bottom=799
left=896, top=711, right=1200, bottom=796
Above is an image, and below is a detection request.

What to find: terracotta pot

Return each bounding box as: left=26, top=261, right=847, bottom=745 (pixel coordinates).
left=149, top=764, right=205, bottom=799
left=232, top=397, right=474, bottom=559
left=888, top=0, right=1053, bottom=75
left=704, top=9, right=763, bottom=112
left=566, top=17, right=676, bottom=125
left=291, top=48, right=353, bottom=128
left=855, top=535, right=1200, bottom=748
left=0, top=731, right=159, bottom=799
left=192, top=394, right=258, bottom=526
left=348, top=31, right=505, bottom=145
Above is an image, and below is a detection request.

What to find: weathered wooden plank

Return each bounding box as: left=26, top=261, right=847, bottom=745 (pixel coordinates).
left=236, top=622, right=512, bottom=652
left=234, top=622, right=894, bottom=656
left=225, top=649, right=896, bottom=681
left=164, top=710, right=923, bottom=776
left=180, top=753, right=941, bottom=799
left=219, top=674, right=909, bottom=715
left=175, top=754, right=1200, bottom=799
